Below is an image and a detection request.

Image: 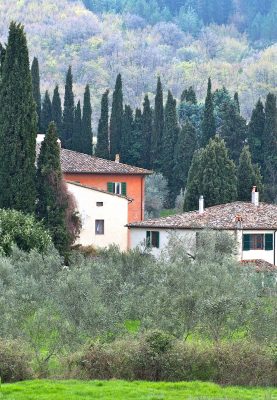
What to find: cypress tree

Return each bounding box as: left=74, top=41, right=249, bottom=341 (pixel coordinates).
left=31, top=57, right=41, bottom=132
left=62, top=66, right=74, bottom=149
left=152, top=76, right=164, bottom=170
left=110, top=74, right=123, bottom=160
left=0, top=43, right=6, bottom=76
left=174, top=119, right=198, bottom=195
left=248, top=99, right=265, bottom=166
left=121, top=105, right=133, bottom=164
left=81, top=84, right=92, bottom=155
left=0, top=22, right=37, bottom=213
left=219, top=102, right=247, bottom=163
left=183, top=149, right=204, bottom=211
left=181, top=86, right=197, bottom=104
left=95, top=90, right=109, bottom=159
left=129, top=108, right=144, bottom=166
left=52, top=85, right=62, bottom=140
left=72, top=100, right=82, bottom=153
left=161, top=90, right=180, bottom=203
left=142, top=94, right=153, bottom=169
left=237, top=146, right=263, bottom=201
left=234, top=92, right=240, bottom=113
left=36, top=122, right=72, bottom=254
left=201, top=77, right=216, bottom=146
left=41, top=90, right=52, bottom=134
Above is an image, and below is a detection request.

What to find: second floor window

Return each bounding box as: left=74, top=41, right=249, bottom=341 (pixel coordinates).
left=107, top=182, right=127, bottom=196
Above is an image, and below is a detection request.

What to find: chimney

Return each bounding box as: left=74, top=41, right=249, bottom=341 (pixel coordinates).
left=251, top=186, right=259, bottom=206
left=115, top=154, right=120, bottom=163
left=199, top=195, right=204, bottom=214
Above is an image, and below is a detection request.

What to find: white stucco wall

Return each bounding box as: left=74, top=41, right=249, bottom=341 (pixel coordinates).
left=240, top=230, right=276, bottom=265
left=68, top=183, right=129, bottom=251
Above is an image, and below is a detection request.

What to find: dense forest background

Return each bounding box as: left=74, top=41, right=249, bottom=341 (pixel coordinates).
left=0, top=0, right=276, bottom=127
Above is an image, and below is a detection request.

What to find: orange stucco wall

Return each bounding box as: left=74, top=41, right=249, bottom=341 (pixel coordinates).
left=64, top=173, right=145, bottom=223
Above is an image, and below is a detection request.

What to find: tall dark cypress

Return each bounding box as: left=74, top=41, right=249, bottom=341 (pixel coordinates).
left=0, top=43, right=6, bottom=76
left=95, top=90, right=110, bottom=159
left=181, top=86, right=197, bottom=104
left=201, top=77, right=216, bottom=146
left=142, top=94, right=152, bottom=169
left=234, top=92, right=240, bottom=113
left=62, top=66, right=74, bottom=149
left=31, top=57, right=41, bottom=132
left=237, top=146, right=263, bottom=201
left=52, top=85, right=62, bottom=140
left=81, top=84, right=92, bottom=155
left=72, top=100, right=82, bottom=153
left=41, top=90, right=52, bottom=134
left=152, top=76, right=164, bottom=170
left=110, top=74, right=123, bottom=160
left=161, top=90, right=180, bottom=203
left=121, top=105, right=133, bottom=164
left=248, top=99, right=265, bottom=167
left=0, top=22, right=37, bottom=213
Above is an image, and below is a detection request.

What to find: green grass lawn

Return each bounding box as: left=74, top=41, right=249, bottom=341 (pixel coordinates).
left=1, top=380, right=276, bottom=400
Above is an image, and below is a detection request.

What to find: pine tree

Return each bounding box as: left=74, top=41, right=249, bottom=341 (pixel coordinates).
left=82, top=84, right=92, bottom=155
left=72, top=100, right=82, bottom=152
left=95, top=90, right=109, bottom=159
left=52, top=85, right=62, bottom=140
left=234, top=92, right=240, bottom=113
left=161, top=90, right=180, bottom=203
left=181, top=86, right=197, bottom=104
left=0, top=22, right=37, bottom=213
left=121, top=105, right=133, bottom=164
left=174, top=119, right=198, bottom=195
left=31, top=57, right=41, bottom=132
left=263, top=93, right=277, bottom=201
left=248, top=99, right=265, bottom=167
left=201, top=77, right=216, bottom=146
left=142, top=94, right=152, bottom=169
left=184, top=135, right=237, bottom=210
left=152, top=76, right=164, bottom=169
left=62, top=66, right=74, bottom=149
left=36, top=122, right=73, bottom=254
left=237, top=146, right=263, bottom=201
left=41, top=90, right=52, bottom=134
left=219, top=102, right=247, bottom=163
left=110, top=74, right=123, bottom=160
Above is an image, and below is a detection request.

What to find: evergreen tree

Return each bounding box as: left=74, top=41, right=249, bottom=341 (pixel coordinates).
left=237, top=146, right=263, bottom=201
left=31, top=57, right=41, bottom=131
left=0, top=22, right=37, bottom=213
left=121, top=105, right=133, bottom=164
left=263, top=93, right=277, bottom=201
left=82, top=84, right=92, bottom=155
left=36, top=122, right=72, bottom=254
left=184, top=135, right=237, bottom=210
left=152, top=76, right=164, bottom=169
left=219, top=102, right=247, bottom=163
left=62, top=66, right=74, bottom=149
left=234, top=92, right=240, bottom=113
left=142, top=94, right=153, bottom=169
left=41, top=90, right=52, bottom=134
left=95, top=90, right=109, bottom=159
left=201, top=77, right=216, bottom=146
left=248, top=99, right=265, bottom=166
left=72, top=100, right=82, bottom=153
left=52, top=85, right=62, bottom=140
left=110, top=74, right=123, bottom=160
left=129, top=108, right=144, bottom=166
left=0, top=43, right=6, bottom=76
left=161, top=90, right=180, bottom=203
left=174, top=119, right=198, bottom=195
left=181, top=86, right=197, bottom=104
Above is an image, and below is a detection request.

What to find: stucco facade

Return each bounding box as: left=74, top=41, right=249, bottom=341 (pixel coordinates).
left=68, top=182, right=129, bottom=251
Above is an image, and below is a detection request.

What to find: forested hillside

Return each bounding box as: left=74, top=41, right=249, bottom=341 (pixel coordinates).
left=0, top=0, right=276, bottom=126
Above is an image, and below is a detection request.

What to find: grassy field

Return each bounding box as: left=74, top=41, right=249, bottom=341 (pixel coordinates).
left=0, top=380, right=277, bottom=400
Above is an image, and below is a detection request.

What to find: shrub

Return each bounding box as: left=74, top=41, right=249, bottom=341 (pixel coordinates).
left=0, top=339, right=33, bottom=383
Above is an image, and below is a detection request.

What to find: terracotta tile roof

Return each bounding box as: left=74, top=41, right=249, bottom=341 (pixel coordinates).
left=241, top=259, right=277, bottom=272
left=61, top=149, right=152, bottom=175
left=127, top=202, right=277, bottom=230
left=67, top=181, right=132, bottom=201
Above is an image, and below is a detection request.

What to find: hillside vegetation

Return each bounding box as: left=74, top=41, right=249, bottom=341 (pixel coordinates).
left=0, top=0, right=276, bottom=125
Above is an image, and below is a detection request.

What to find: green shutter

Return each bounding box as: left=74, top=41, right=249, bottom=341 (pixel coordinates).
left=265, top=234, right=273, bottom=251
left=121, top=182, right=127, bottom=196
left=243, top=234, right=251, bottom=251
left=107, top=182, right=114, bottom=193
left=156, top=232, right=160, bottom=249
left=146, top=231, right=151, bottom=247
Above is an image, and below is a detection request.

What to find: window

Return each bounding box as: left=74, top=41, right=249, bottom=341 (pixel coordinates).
left=146, top=231, right=160, bottom=248
left=243, top=234, right=273, bottom=251
left=107, top=182, right=127, bottom=196
left=96, top=202, right=103, bottom=207
left=95, top=220, right=104, bottom=235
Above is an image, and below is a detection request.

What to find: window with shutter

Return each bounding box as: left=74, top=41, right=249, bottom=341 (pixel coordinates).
left=146, top=231, right=160, bottom=248
left=243, top=234, right=251, bottom=251
left=265, top=234, right=273, bottom=251
left=121, top=182, right=127, bottom=196
left=107, top=182, right=114, bottom=193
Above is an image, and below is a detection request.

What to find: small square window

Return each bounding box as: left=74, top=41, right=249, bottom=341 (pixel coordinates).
left=96, top=202, right=103, bottom=207
left=95, top=220, right=104, bottom=235
left=146, top=231, right=160, bottom=248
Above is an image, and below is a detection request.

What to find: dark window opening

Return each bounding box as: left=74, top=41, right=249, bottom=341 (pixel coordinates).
left=96, top=202, right=103, bottom=207
left=95, top=220, right=104, bottom=235
left=146, top=231, right=160, bottom=248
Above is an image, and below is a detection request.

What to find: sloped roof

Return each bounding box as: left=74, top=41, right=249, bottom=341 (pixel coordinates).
left=128, top=202, right=277, bottom=230
left=67, top=181, right=132, bottom=201
left=61, top=149, right=152, bottom=175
